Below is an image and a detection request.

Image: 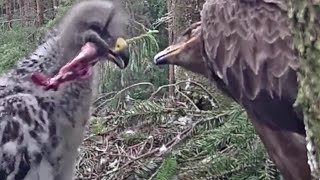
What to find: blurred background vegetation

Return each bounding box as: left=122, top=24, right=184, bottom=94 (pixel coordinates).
left=0, top=0, right=281, bottom=179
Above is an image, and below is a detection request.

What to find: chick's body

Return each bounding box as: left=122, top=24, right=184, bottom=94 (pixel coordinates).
left=0, top=1, right=128, bottom=179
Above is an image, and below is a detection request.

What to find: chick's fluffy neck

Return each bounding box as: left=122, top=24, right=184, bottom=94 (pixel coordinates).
left=5, top=30, right=95, bottom=101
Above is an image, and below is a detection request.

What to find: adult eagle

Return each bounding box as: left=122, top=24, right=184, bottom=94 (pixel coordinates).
left=154, top=0, right=310, bottom=179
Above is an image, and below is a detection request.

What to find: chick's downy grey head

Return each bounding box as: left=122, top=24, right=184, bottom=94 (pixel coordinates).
left=30, top=0, right=130, bottom=90
left=58, top=0, right=130, bottom=68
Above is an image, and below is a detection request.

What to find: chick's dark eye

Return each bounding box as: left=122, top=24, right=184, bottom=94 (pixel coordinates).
left=89, top=23, right=102, bottom=33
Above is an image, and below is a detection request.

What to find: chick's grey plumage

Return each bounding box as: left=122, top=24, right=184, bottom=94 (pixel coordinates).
left=0, top=1, right=127, bottom=180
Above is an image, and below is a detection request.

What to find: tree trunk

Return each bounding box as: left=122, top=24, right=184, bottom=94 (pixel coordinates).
left=53, top=0, right=59, bottom=17
left=36, top=0, right=44, bottom=26
left=166, top=0, right=175, bottom=98
left=23, top=0, right=37, bottom=26
left=5, top=0, right=12, bottom=29
left=18, top=0, right=25, bottom=18
left=167, top=0, right=205, bottom=98
left=24, top=0, right=33, bottom=26
left=53, top=0, right=58, bottom=8
left=288, top=1, right=320, bottom=179
left=24, top=0, right=29, bottom=22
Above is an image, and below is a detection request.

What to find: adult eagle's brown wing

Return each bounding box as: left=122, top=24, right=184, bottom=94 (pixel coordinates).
left=201, top=0, right=305, bottom=135
left=200, top=2, right=311, bottom=179
left=201, top=0, right=299, bottom=102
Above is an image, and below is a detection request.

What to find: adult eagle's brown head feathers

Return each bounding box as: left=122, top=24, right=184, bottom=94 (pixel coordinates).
left=154, top=0, right=311, bottom=179
left=154, top=22, right=206, bottom=75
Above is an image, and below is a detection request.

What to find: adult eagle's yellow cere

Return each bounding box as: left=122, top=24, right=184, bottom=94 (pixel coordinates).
left=154, top=0, right=310, bottom=179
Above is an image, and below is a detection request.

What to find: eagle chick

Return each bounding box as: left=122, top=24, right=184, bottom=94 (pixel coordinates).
left=0, top=0, right=129, bottom=180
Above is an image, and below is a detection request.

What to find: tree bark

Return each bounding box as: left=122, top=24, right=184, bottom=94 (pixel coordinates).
left=52, top=0, right=58, bottom=8
left=167, top=0, right=175, bottom=98
left=52, top=0, right=59, bottom=17
left=24, top=0, right=29, bottom=19
left=288, top=1, right=320, bottom=179
left=24, top=0, right=34, bottom=26
left=36, top=0, right=44, bottom=26
left=5, top=0, right=12, bottom=29
left=18, top=0, right=25, bottom=18
left=166, top=0, right=205, bottom=98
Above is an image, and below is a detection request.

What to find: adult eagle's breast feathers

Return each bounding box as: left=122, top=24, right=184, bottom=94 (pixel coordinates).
left=201, top=0, right=299, bottom=101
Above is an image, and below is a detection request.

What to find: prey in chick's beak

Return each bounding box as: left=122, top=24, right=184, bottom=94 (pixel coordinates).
left=31, top=37, right=130, bottom=91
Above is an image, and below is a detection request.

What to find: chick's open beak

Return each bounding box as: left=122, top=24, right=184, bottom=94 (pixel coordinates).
left=107, top=38, right=129, bottom=69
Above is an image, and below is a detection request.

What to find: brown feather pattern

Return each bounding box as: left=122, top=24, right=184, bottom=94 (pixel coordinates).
left=154, top=1, right=311, bottom=178
left=201, top=0, right=299, bottom=101
left=200, top=1, right=310, bottom=179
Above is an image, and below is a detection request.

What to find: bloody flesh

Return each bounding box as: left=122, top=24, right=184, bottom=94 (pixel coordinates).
left=31, top=42, right=98, bottom=91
